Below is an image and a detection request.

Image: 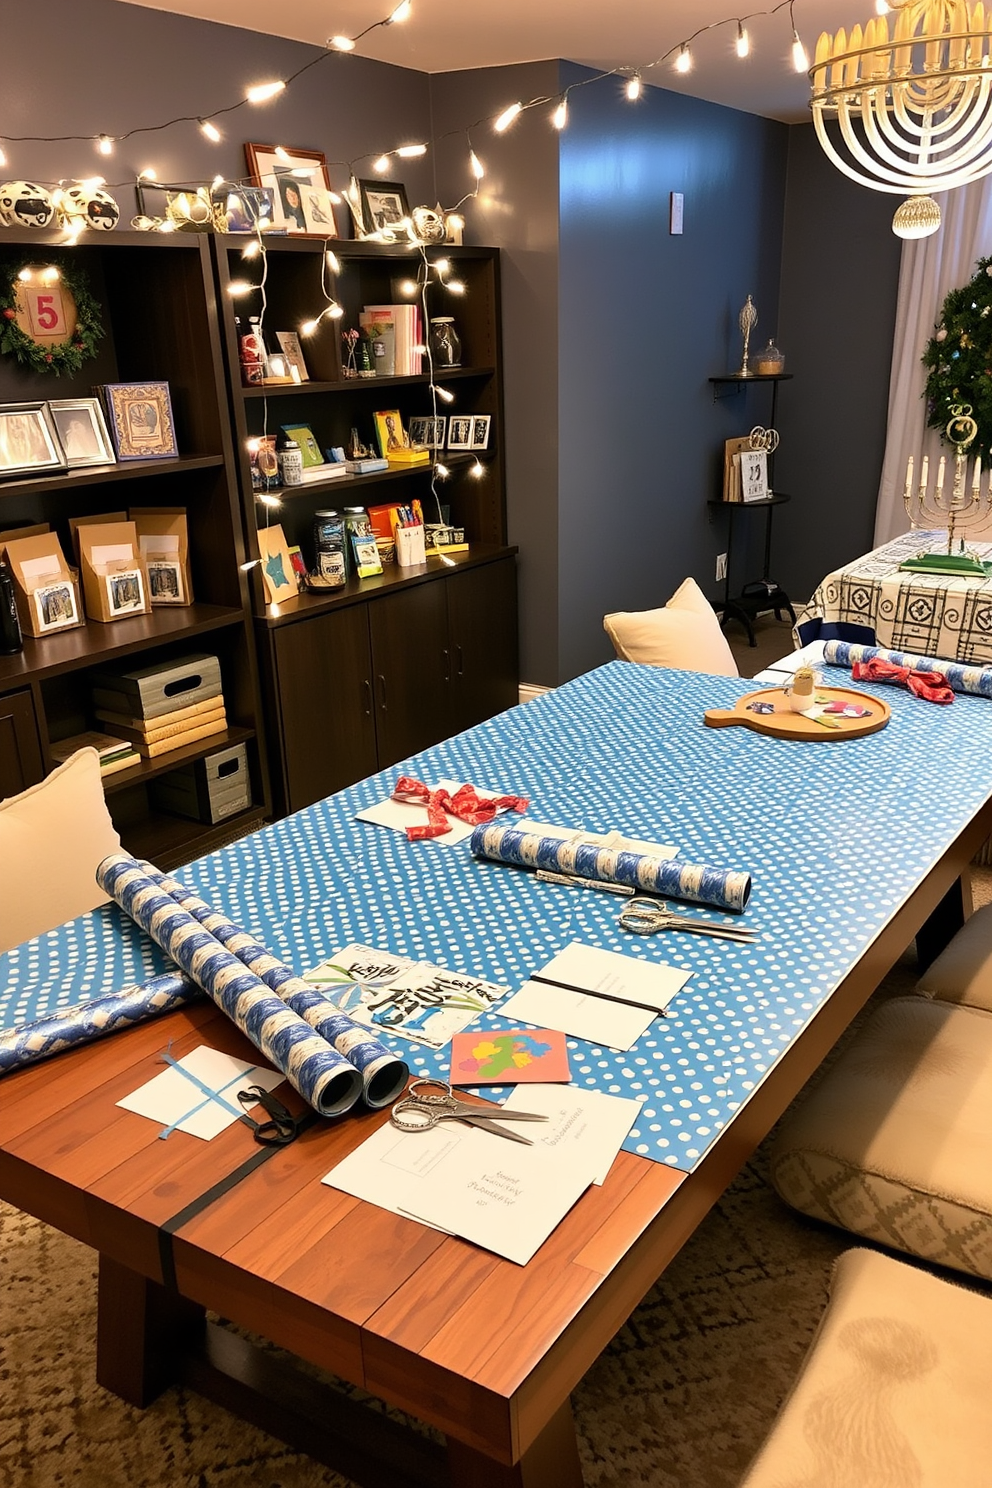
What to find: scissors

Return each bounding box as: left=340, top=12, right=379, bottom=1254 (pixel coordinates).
left=618, top=897, right=758, bottom=942
left=390, top=1079, right=549, bottom=1144
left=237, top=1085, right=311, bottom=1146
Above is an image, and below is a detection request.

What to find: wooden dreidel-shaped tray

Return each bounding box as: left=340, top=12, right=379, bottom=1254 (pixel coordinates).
left=704, top=685, right=890, bottom=741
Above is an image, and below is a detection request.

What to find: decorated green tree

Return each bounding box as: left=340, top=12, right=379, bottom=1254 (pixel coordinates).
left=922, top=257, right=992, bottom=453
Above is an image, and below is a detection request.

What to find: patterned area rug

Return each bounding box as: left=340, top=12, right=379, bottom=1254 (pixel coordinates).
left=2, top=881, right=990, bottom=1488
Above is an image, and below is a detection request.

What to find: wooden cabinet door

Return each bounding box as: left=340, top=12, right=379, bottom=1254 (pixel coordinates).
left=369, top=582, right=450, bottom=769
left=446, top=558, right=519, bottom=732
left=0, top=689, right=44, bottom=801
left=271, top=607, right=377, bottom=813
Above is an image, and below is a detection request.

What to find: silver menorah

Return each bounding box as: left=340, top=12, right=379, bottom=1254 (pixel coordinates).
left=901, top=405, right=992, bottom=576
left=738, top=295, right=757, bottom=377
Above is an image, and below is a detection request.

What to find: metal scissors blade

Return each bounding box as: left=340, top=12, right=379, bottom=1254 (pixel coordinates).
left=390, top=1079, right=548, bottom=1141
left=618, top=898, right=757, bottom=941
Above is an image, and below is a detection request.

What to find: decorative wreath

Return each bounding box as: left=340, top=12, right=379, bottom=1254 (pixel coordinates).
left=922, top=255, right=992, bottom=453
left=0, top=254, right=105, bottom=376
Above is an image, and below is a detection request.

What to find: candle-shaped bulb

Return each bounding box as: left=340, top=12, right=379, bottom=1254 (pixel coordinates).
left=935, top=455, right=946, bottom=506
left=904, top=454, right=914, bottom=502
left=973, top=455, right=982, bottom=493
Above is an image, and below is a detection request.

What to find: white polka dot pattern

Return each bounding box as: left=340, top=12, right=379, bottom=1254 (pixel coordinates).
left=3, top=661, right=991, bottom=1172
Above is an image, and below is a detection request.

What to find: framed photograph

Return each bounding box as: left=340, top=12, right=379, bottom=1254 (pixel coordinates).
left=262, top=353, right=294, bottom=384
left=373, top=409, right=409, bottom=457
left=47, top=397, right=115, bottom=468
left=0, top=402, right=65, bottom=477
left=275, top=331, right=309, bottom=382
left=357, top=180, right=411, bottom=237
left=281, top=423, right=323, bottom=468
left=106, top=569, right=146, bottom=617
left=408, top=415, right=446, bottom=449
left=446, top=415, right=473, bottom=451
left=470, top=415, right=491, bottom=451
left=211, top=181, right=274, bottom=233
left=101, top=382, right=178, bottom=461
left=147, top=559, right=185, bottom=604
left=245, top=145, right=338, bottom=237
left=34, top=581, right=78, bottom=632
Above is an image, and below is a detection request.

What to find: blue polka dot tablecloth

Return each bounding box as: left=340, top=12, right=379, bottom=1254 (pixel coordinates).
left=3, top=660, right=992, bottom=1172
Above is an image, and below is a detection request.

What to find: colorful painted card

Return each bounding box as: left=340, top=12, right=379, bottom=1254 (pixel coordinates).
left=448, top=1027, right=571, bottom=1086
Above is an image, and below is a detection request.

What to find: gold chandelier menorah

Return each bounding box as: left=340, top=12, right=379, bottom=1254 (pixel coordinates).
left=901, top=404, right=992, bottom=574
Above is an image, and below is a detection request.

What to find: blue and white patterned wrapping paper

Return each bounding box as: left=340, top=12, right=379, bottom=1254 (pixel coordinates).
left=470, top=823, right=752, bottom=913
left=96, top=854, right=364, bottom=1117
left=142, top=863, right=408, bottom=1109
left=7, top=662, right=992, bottom=1172
left=0, top=970, right=199, bottom=1076
left=823, top=639, right=992, bottom=698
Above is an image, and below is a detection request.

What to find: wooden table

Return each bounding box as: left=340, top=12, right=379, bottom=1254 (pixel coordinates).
left=3, top=662, right=992, bottom=1486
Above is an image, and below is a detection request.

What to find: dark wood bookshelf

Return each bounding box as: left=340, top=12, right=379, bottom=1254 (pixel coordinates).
left=99, top=724, right=255, bottom=794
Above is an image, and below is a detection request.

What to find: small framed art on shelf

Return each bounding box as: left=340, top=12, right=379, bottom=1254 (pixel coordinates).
left=446, top=415, right=473, bottom=451
left=99, top=382, right=178, bottom=461
left=357, top=180, right=410, bottom=237
left=470, top=415, right=491, bottom=451
left=0, top=402, right=65, bottom=477
left=48, top=397, right=115, bottom=468
left=408, top=415, right=446, bottom=449
left=245, top=145, right=338, bottom=236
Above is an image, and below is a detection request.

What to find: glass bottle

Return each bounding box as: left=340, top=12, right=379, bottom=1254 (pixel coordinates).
left=429, top=317, right=462, bottom=369
left=0, top=560, right=23, bottom=655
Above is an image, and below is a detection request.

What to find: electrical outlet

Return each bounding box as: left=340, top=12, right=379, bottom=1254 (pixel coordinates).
left=716, top=552, right=728, bottom=582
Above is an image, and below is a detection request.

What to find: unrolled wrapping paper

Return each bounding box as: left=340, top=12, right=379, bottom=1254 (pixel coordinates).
left=141, top=863, right=408, bottom=1109
left=97, top=853, right=364, bottom=1117
left=0, top=970, right=200, bottom=1077
left=470, top=823, right=752, bottom=913
left=823, top=640, right=992, bottom=698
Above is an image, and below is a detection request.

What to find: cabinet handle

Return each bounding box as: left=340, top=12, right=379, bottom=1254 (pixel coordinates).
left=363, top=679, right=373, bottom=717
left=377, top=673, right=387, bottom=711
left=455, top=644, right=464, bottom=678
left=442, top=648, right=451, bottom=683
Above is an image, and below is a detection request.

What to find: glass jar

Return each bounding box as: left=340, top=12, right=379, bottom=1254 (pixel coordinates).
left=277, top=441, right=303, bottom=487
left=429, top=316, right=462, bottom=369
left=343, top=507, right=372, bottom=576
left=755, top=339, right=785, bottom=375
left=312, top=509, right=347, bottom=587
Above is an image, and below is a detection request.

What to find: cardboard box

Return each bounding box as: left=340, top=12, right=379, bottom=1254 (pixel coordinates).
left=130, top=507, right=193, bottom=606
left=77, top=521, right=151, bottom=624
left=68, top=512, right=128, bottom=567
left=0, top=532, right=83, bottom=638
left=150, top=742, right=250, bottom=823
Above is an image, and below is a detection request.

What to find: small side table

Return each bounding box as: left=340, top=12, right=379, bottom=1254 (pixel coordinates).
left=708, top=494, right=796, bottom=646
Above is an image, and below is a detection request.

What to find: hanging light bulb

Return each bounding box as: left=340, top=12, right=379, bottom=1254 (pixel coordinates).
left=300, top=319, right=320, bottom=336
left=77, top=176, right=105, bottom=191
left=330, top=34, right=356, bottom=50
left=470, top=459, right=484, bottom=478
left=494, top=102, right=522, bottom=133
left=674, top=45, right=692, bottom=74
left=199, top=119, right=222, bottom=142
left=328, top=190, right=343, bottom=204
left=40, top=266, right=60, bottom=283
left=326, top=250, right=340, bottom=273
left=552, top=97, right=568, bottom=130
left=874, top=0, right=891, bottom=12
left=328, top=303, right=345, bottom=319
left=791, top=27, right=808, bottom=72
left=274, top=146, right=291, bottom=163
left=246, top=438, right=261, bottom=455
left=137, top=166, right=157, bottom=181
left=397, top=143, right=427, bottom=158
left=388, top=0, right=412, bottom=22
left=240, top=559, right=261, bottom=573
left=432, top=385, right=455, bottom=403
left=258, top=492, right=283, bottom=508
left=0, top=143, right=7, bottom=169
left=399, top=278, right=418, bottom=295
left=435, top=462, right=450, bottom=478
left=227, top=280, right=255, bottom=296
left=97, top=135, right=114, bottom=156
left=447, top=280, right=466, bottom=295
left=247, top=80, right=285, bottom=104
left=736, top=22, right=750, bottom=58
left=211, top=174, right=225, bottom=189
left=373, top=154, right=390, bottom=173
left=625, top=75, right=642, bottom=101
left=469, top=150, right=485, bottom=180
left=242, top=240, right=262, bottom=259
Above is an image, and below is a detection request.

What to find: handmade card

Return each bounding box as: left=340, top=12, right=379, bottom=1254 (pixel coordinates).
left=448, top=1027, right=570, bottom=1086
left=117, top=1046, right=284, bottom=1140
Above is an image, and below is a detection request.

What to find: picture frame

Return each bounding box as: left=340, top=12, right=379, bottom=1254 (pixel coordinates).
left=446, top=415, right=473, bottom=451
left=408, top=415, right=446, bottom=449
left=101, top=382, right=178, bottom=461
left=275, top=331, right=309, bottom=382
left=34, top=581, right=79, bottom=633
left=470, top=415, right=492, bottom=451
left=0, top=401, right=65, bottom=477
left=47, top=397, right=115, bottom=469
left=147, top=559, right=185, bottom=604
left=211, top=180, right=274, bottom=233
left=373, top=409, right=409, bottom=457
left=106, top=569, right=146, bottom=617
left=245, top=145, right=339, bottom=237
left=280, top=423, right=323, bottom=468
left=357, top=179, right=411, bottom=238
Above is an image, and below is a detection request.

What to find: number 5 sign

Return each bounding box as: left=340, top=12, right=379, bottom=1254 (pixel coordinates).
left=13, top=268, right=78, bottom=347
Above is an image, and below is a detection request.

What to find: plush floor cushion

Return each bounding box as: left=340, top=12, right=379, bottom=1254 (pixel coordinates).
left=915, top=902, right=992, bottom=1013
left=770, top=997, right=992, bottom=1279
left=740, top=1248, right=992, bottom=1488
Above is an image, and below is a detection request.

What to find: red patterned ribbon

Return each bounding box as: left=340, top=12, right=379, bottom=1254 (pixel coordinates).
left=392, top=776, right=529, bottom=840
left=851, top=658, right=954, bottom=705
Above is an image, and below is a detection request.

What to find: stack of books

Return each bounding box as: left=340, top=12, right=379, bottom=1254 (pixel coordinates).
left=91, top=653, right=227, bottom=760
left=50, top=730, right=141, bottom=777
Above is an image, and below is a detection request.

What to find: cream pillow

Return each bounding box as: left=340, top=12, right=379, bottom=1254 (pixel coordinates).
left=0, top=747, right=122, bottom=953
left=604, top=577, right=739, bottom=676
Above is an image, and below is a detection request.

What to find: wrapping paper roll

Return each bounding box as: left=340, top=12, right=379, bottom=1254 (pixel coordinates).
left=142, top=864, right=408, bottom=1110
left=470, top=823, right=752, bottom=913
left=0, top=971, right=200, bottom=1077
left=97, top=854, right=363, bottom=1117
left=823, top=640, right=992, bottom=699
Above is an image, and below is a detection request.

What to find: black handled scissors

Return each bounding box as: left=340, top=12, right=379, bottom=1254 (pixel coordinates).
left=390, top=1078, right=549, bottom=1144
left=237, top=1085, right=309, bottom=1146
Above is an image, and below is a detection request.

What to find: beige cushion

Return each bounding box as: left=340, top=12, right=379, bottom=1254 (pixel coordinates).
left=741, top=1248, right=992, bottom=1488
left=770, top=997, right=992, bottom=1279
left=603, top=576, right=739, bottom=676
left=916, top=902, right=992, bottom=1012
left=0, top=748, right=121, bottom=953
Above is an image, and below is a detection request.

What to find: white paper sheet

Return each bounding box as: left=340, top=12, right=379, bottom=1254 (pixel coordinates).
left=116, top=1045, right=284, bottom=1140
left=322, top=1114, right=593, bottom=1265
left=497, top=941, right=692, bottom=1051
left=90, top=543, right=135, bottom=566
left=140, top=532, right=180, bottom=555
left=517, top=819, right=679, bottom=859
left=355, top=778, right=505, bottom=845
left=20, top=555, right=61, bottom=579
left=753, top=640, right=827, bottom=684
left=502, top=1084, right=641, bottom=1184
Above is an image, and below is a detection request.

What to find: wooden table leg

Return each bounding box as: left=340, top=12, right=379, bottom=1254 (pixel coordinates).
left=446, top=1400, right=584, bottom=1488
left=916, top=871, right=973, bottom=970
left=96, top=1255, right=205, bottom=1408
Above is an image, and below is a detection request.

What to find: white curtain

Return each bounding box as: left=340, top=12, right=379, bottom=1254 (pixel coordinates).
left=874, top=178, right=992, bottom=545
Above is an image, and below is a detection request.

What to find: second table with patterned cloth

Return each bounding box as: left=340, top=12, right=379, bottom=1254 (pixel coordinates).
left=2, top=660, right=991, bottom=1487
left=794, top=528, right=992, bottom=662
